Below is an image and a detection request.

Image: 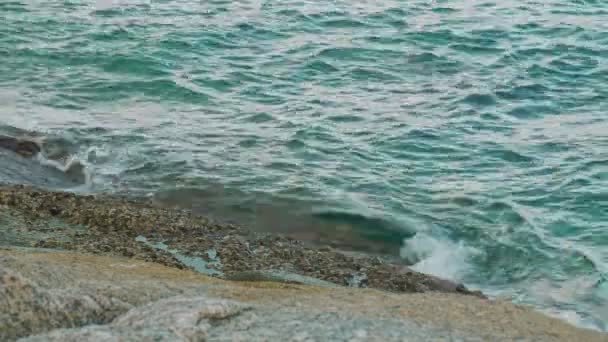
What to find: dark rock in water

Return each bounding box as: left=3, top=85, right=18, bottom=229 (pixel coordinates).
left=0, top=149, right=84, bottom=189
left=0, top=135, right=41, bottom=158
left=0, top=136, right=86, bottom=188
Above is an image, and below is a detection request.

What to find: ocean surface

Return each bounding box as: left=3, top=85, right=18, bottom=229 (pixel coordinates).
left=1, top=0, right=607, bottom=331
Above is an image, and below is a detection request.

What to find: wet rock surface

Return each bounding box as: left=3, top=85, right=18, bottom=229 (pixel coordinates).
left=0, top=185, right=481, bottom=296
left=0, top=135, right=41, bottom=158
left=0, top=136, right=86, bottom=188
left=2, top=249, right=605, bottom=341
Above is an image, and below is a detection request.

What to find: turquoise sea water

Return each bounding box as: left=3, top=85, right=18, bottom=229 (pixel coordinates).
left=1, top=0, right=607, bottom=330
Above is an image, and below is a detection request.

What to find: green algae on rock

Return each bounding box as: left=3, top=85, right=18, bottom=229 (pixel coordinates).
left=135, top=235, right=223, bottom=276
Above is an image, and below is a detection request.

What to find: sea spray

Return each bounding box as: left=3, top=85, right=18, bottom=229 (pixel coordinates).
left=401, top=233, right=479, bottom=282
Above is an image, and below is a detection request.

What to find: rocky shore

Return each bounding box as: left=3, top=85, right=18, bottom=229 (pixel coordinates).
left=0, top=185, right=478, bottom=295
left=0, top=139, right=606, bottom=341
left=1, top=186, right=607, bottom=341
left=2, top=248, right=605, bottom=341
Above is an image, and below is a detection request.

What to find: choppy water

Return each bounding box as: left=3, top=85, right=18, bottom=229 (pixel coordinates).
left=1, top=0, right=607, bottom=331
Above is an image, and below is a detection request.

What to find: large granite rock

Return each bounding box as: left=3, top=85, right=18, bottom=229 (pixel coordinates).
left=1, top=249, right=605, bottom=341
left=22, top=297, right=246, bottom=342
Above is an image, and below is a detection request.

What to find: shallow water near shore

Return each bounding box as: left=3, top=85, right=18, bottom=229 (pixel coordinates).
left=1, top=0, right=607, bottom=331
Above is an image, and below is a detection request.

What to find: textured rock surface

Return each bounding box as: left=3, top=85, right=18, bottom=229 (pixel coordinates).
left=22, top=297, right=247, bottom=342
left=0, top=185, right=482, bottom=296
left=0, top=135, right=41, bottom=158
left=2, top=249, right=605, bottom=341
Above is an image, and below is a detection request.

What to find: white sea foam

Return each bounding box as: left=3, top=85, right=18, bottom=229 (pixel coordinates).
left=35, top=151, right=94, bottom=189
left=400, top=233, right=478, bottom=282
left=94, top=0, right=149, bottom=11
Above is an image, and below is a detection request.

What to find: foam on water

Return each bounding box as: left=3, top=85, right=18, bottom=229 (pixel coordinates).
left=401, top=233, right=479, bottom=282
left=402, top=232, right=608, bottom=331
left=32, top=142, right=96, bottom=191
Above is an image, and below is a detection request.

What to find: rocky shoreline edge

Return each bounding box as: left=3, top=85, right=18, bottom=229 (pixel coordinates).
left=1, top=185, right=606, bottom=341
left=0, top=185, right=478, bottom=295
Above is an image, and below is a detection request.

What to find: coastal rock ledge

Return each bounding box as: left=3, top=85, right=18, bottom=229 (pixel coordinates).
left=0, top=186, right=605, bottom=341
left=2, top=249, right=605, bottom=341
